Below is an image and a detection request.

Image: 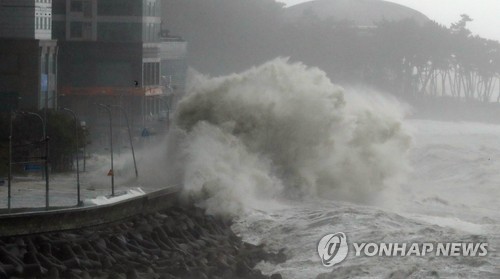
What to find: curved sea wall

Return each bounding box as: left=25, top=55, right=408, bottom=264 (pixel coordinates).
left=0, top=204, right=285, bottom=279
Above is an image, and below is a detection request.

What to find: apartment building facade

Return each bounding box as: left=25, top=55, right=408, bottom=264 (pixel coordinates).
left=52, top=0, right=187, bottom=147
left=0, top=0, right=58, bottom=111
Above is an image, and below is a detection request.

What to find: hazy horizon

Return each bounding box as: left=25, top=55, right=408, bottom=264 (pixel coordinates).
left=278, top=0, right=500, bottom=42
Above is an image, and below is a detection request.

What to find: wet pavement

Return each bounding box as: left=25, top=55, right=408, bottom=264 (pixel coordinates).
left=0, top=173, right=145, bottom=210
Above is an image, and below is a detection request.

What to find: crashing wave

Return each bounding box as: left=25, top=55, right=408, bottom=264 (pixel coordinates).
left=169, top=58, right=411, bottom=215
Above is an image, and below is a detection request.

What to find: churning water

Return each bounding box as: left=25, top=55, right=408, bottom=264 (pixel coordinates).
left=166, top=59, right=499, bottom=278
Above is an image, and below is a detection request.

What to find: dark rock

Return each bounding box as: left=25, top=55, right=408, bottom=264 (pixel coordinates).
left=0, top=204, right=283, bottom=279
left=0, top=246, right=23, bottom=267
left=15, top=238, right=26, bottom=248
left=39, top=242, right=52, bottom=255
left=108, top=272, right=125, bottom=279
left=100, top=255, right=114, bottom=269
left=47, top=267, right=60, bottom=279
left=62, top=258, right=81, bottom=269
left=22, top=251, right=39, bottom=265
left=126, top=269, right=139, bottom=279
left=0, top=264, right=17, bottom=278
left=0, top=266, right=8, bottom=279
left=36, top=252, right=67, bottom=272
left=23, top=263, right=47, bottom=277
left=80, top=271, right=92, bottom=279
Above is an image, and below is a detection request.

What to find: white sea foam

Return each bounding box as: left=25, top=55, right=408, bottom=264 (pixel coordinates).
left=171, top=58, right=411, bottom=215
left=234, top=119, right=500, bottom=278
left=157, top=59, right=499, bottom=277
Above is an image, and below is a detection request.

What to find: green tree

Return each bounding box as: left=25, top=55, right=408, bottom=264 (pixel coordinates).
left=0, top=111, right=88, bottom=176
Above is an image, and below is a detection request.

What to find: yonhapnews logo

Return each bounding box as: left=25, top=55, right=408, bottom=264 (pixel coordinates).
left=318, top=232, right=488, bottom=267
left=317, top=232, right=349, bottom=267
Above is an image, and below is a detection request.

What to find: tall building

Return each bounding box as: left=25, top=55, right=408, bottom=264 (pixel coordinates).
left=52, top=0, right=187, bottom=147
left=52, top=0, right=162, bottom=42
left=0, top=0, right=58, bottom=111
left=0, top=0, right=53, bottom=40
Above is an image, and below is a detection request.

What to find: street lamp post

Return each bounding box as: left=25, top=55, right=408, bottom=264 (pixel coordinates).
left=8, top=111, right=14, bottom=211
left=23, top=111, right=49, bottom=209
left=161, top=76, right=174, bottom=130
left=97, top=104, right=114, bottom=196
left=157, top=95, right=171, bottom=130
left=62, top=108, right=82, bottom=206
left=111, top=105, right=138, bottom=178
left=81, top=121, right=87, bottom=172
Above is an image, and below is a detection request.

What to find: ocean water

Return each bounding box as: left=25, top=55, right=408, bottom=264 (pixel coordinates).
left=232, top=119, right=500, bottom=278
left=167, top=59, right=499, bottom=278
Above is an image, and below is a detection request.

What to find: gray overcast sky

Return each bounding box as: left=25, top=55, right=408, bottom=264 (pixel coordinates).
left=277, top=0, right=500, bottom=41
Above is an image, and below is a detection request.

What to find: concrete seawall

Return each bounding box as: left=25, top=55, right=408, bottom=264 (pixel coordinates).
left=0, top=187, right=179, bottom=237
left=0, top=203, right=285, bottom=278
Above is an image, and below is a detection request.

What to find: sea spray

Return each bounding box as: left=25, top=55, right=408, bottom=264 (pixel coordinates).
left=172, top=58, right=411, bottom=215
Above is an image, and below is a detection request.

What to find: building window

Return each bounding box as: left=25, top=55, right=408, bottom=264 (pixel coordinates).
left=148, top=24, right=151, bottom=41
left=82, top=22, right=92, bottom=39
left=83, top=1, right=92, bottom=17
left=155, top=63, right=159, bottom=84
left=53, top=0, right=66, bottom=14
left=70, top=22, right=83, bottom=38
left=52, top=20, right=65, bottom=39
left=97, top=22, right=142, bottom=41
left=143, top=62, right=160, bottom=86
left=71, top=0, right=83, bottom=12
left=98, top=0, right=141, bottom=16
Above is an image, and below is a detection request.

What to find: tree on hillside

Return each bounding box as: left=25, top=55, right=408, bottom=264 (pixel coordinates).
left=367, top=15, right=500, bottom=103
left=160, top=1, right=500, bottom=104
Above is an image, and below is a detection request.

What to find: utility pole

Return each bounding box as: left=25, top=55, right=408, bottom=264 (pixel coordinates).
left=8, top=111, right=13, bottom=211
left=98, top=104, right=114, bottom=196
left=111, top=105, right=139, bottom=178
left=23, top=111, right=49, bottom=209
left=63, top=108, right=82, bottom=205
left=81, top=121, right=87, bottom=172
